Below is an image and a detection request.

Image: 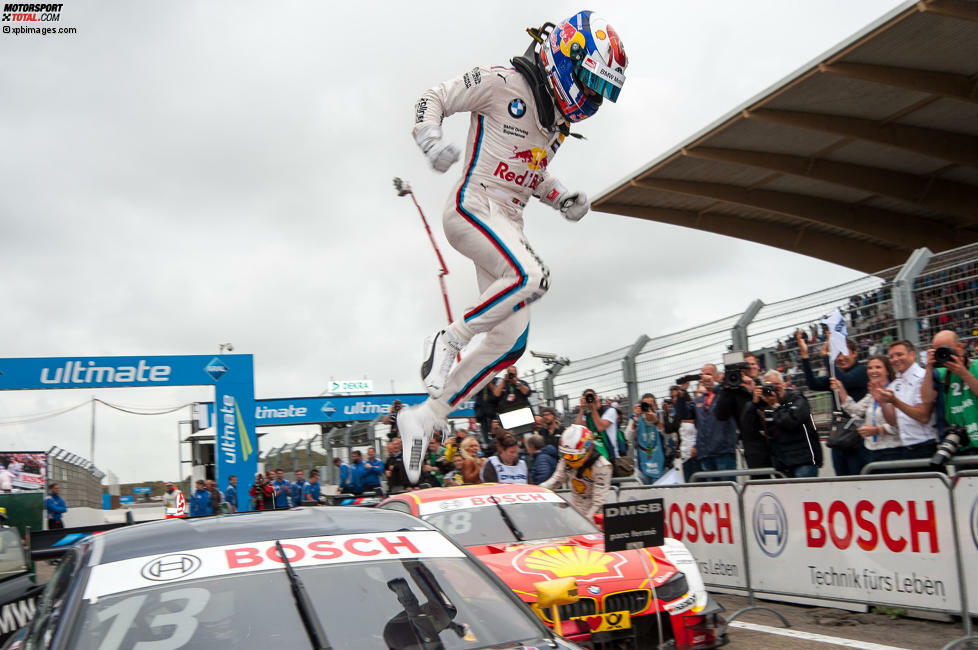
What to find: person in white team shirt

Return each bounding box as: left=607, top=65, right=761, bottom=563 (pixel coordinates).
left=398, top=10, right=629, bottom=482
left=877, top=339, right=938, bottom=463
left=479, top=435, right=528, bottom=484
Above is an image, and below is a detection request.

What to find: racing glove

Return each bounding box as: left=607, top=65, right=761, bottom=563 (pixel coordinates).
left=415, top=125, right=460, bottom=173
left=536, top=177, right=590, bottom=222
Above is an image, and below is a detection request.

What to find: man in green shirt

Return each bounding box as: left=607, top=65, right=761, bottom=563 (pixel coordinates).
left=921, top=330, right=978, bottom=455
left=576, top=389, right=621, bottom=462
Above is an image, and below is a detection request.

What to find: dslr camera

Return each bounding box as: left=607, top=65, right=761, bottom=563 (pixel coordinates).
left=934, top=346, right=956, bottom=368
left=761, top=383, right=778, bottom=398
left=930, top=426, right=967, bottom=466
left=722, top=351, right=750, bottom=390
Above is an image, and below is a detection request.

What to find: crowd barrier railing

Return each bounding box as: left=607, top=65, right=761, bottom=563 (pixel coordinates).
left=611, top=472, right=978, bottom=645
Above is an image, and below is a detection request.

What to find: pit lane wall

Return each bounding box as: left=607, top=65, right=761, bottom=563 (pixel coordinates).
left=616, top=472, right=978, bottom=616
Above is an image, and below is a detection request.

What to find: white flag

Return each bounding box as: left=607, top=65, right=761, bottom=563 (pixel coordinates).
left=821, top=308, right=850, bottom=362
left=653, top=467, right=682, bottom=486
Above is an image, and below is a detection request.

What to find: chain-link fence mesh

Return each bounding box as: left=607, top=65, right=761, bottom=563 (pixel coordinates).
left=914, top=246, right=978, bottom=349
left=549, top=345, right=632, bottom=405
left=633, top=314, right=742, bottom=402
left=544, top=243, right=978, bottom=424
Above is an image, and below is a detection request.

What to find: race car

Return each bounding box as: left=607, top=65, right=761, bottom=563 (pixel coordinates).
left=4, top=507, right=582, bottom=649
left=0, top=524, right=42, bottom=647
left=380, top=484, right=727, bottom=650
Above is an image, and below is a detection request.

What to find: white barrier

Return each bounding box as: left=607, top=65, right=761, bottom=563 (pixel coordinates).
left=952, top=472, right=978, bottom=616
left=618, top=484, right=746, bottom=589
left=742, top=474, right=960, bottom=613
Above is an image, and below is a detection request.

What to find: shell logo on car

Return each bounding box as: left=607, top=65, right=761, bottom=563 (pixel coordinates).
left=516, top=545, right=627, bottom=581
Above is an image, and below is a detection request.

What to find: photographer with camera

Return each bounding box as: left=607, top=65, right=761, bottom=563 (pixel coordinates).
left=672, top=379, right=700, bottom=481
left=659, top=386, right=682, bottom=469
left=741, top=370, right=821, bottom=477
left=381, top=400, right=404, bottom=440
left=686, top=364, right=738, bottom=480
left=576, top=389, right=631, bottom=477
left=796, top=329, right=868, bottom=475
left=628, top=393, right=667, bottom=484
left=921, top=330, right=978, bottom=463
left=715, top=352, right=772, bottom=469
left=490, top=365, right=532, bottom=410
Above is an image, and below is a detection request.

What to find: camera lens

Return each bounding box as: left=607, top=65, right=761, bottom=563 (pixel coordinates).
left=585, top=394, right=594, bottom=404
left=640, top=402, right=650, bottom=411
left=930, top=427, right=965, bottom=466
left=934, top=346, right=955, bottom=367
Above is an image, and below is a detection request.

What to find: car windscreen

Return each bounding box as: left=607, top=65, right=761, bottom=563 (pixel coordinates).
left=71, top=549, right=543, bottom=649
left=421, top=496, right=599, bottom=546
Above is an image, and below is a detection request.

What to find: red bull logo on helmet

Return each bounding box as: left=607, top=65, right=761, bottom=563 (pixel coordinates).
left=509, top=146, right=548, bottom=171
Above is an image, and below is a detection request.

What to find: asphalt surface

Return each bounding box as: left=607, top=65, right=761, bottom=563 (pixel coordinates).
left=714, top=593, right=974, bottom=649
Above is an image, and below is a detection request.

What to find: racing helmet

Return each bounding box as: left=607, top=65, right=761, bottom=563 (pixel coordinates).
left=539, top=10, right=627, bottom=123
left=558, top=424, right=594, bottom=468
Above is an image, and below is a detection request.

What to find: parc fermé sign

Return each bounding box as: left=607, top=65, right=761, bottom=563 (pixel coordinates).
left=744, top=476, right=961, bottom=612
left=952, top=473, right=978, bottom=615
left=617, top=484, right=746, bottom=589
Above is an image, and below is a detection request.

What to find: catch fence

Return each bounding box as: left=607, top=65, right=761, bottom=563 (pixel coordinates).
left=47, top=446, right=104, bottom=510
left=540, top=243, right=978, bottom=416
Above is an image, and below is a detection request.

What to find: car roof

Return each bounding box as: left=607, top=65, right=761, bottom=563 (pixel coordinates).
left=91, top=507, right=432, bottom=564
left=386, top=483, right=552, bottom=505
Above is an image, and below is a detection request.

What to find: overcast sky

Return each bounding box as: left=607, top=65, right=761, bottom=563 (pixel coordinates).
left=0, top=0, right=907, bottom=484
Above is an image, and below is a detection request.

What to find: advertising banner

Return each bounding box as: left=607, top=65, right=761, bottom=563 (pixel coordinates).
left=0, top=452, right=46, bottom=492
left=743, top=476, right=960, bottom=612
left=617, top=484, right=746, bottom=589
left=952, top=472, right=978, bottom=615
left=199, top=394, right=475, bottom=428
left=0, top=355, right=257, bottom=512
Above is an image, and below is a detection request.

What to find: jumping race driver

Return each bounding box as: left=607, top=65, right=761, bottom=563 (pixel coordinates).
left=398, top=11, right=629, bottom=481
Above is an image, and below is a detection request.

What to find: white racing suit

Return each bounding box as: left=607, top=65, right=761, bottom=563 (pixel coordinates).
left=540, top=455, right=613, bottom=518
left=413, top=65, right=570, bottom=418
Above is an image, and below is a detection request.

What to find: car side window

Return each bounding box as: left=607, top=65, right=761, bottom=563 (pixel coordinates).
left=0, top=528, right=28, bottom=579
left=379, top=501, right=413, bottom=515
left=25, top=552, right=77, bottom=649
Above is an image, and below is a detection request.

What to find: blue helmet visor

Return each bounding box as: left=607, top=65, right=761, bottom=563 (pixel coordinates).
left=575, top=57, right=624, bottom=103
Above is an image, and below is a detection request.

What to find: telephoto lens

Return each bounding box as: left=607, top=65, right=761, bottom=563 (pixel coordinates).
left=930, top=426, right=965, bottom=466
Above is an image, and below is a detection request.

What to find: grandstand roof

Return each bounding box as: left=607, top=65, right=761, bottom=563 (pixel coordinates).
left=593, top=0, right=978, bottom=273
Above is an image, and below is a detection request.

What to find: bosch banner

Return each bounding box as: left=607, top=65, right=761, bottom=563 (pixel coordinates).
left=0, top=355, right=257, bottom=512
left=618, top=484, right=746, bottom=589
left=743, top=475, right=961, bottom=612
left=952, top=472, right=978, bottom=615
left=198, top=394, right=475, bottom=428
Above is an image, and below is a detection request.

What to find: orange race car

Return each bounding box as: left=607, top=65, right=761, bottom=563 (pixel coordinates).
left=380, top=483, right=727, bottom=650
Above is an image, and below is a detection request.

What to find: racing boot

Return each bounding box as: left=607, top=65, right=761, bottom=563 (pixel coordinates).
left=421, top=328, right=466, bottom=398
left=396, top=401, right=440, bottom=484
